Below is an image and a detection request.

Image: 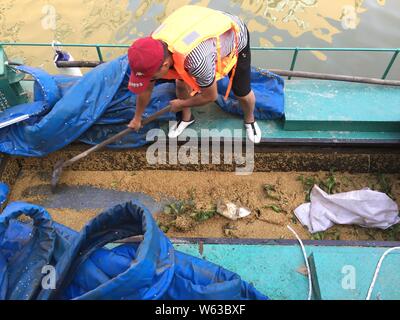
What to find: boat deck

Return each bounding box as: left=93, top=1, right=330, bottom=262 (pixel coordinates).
left=284, top=80, right=400, bottom=133
left=167, top=80, right=400, bottom=145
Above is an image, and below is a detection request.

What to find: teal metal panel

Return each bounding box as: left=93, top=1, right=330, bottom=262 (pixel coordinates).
left=174, top=243, right=400, bottom=300
left=311, top=249, right=400, bottom=300
left=160, top=99, right=400, bottom=141
left=284, top=80, right=400, bottom=132
left=175, top=244, right=309, bottom=300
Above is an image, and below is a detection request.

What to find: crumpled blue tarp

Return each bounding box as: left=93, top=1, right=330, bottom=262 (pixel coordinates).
left=217, top=68, right=285, bottom=120
left=0, top=201, right=267, bottom=300
left=0, top=56, right=177, bottom=156
left=0, top=101, right=50, bottom=128
left=0, top=183, right=9, bottom=206
left=0, top=56, right=284, bottom=157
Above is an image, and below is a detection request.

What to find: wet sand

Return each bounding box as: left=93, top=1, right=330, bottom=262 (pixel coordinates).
left=9, top=169, right=400, bottom=241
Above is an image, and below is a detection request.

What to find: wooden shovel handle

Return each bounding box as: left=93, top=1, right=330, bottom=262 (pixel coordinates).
left=63, top=105, right=171, bottom=166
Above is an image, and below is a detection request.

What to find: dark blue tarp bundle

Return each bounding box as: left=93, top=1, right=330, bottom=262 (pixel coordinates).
left=0, top=55, right=284, bottom=157
left=217, top=68, right=285, bottom=120
left=0, top=183, right=8, bottom=206
left=0, top=56, right=177, bottom=157
left=0, top=201, right=267, bottom=300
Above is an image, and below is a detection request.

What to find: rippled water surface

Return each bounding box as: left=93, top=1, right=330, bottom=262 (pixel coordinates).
left=1, top=0, right=399, bottom=78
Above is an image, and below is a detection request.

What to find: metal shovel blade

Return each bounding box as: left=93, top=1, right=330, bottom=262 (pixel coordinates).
left=51, top=159, right=66, bottom=192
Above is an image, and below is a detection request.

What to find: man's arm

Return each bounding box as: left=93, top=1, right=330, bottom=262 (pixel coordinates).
left=172, top=80, right=218, bottom=111
left=128, top=81, right=155, bottom=130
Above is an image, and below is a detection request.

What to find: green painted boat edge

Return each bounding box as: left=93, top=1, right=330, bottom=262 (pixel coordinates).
left=172, top=240, right=400, bottom=300
left=169, top=237, right=400, bottom=248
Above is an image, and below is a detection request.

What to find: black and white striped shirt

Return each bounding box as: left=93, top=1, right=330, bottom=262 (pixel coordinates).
left=183, top=12, right=248, bottom=88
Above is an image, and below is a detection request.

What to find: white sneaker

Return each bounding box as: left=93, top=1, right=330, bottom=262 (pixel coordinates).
left=168, top=118, right=195, bottom=138
left=245, top=121, right=262, bottom=144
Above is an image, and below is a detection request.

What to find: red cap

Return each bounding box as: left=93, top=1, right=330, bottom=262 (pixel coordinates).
left=128, top=37, right=164, bottom=94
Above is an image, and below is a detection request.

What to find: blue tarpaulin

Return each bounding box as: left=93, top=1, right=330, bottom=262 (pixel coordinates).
left=217, top=68, right=285, bottom=120
left=0, top=201, right=267, bottom=300
left=0, top=183, right=8, bottom=206
left=0, top=56, right=284, bottom=157
left=0, top=56, right=177, bottom=156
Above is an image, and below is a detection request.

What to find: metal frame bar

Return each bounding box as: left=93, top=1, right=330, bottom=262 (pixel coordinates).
left=382, top=49, right=399, bottom=79
left=288, top=48, right=299, bottom=80
left=253, top=47, right=400, bottom=80
left=0, top=42, right=398, bottom=79
left=171, top=237, right=400, bottom=248
left=95, top=46, right=104, bottom=62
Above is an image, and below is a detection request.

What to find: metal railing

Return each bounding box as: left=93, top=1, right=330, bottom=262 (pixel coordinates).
left=0, top=42, right=398, bottom=79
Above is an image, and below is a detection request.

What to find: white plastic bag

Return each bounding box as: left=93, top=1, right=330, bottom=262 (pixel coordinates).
left=294, top=185, right=400, bottom=233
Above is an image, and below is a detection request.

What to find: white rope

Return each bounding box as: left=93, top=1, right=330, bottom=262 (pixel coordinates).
left=287, top=225, right=313, bottom=300
left=366, top=246, right=400, bottom=300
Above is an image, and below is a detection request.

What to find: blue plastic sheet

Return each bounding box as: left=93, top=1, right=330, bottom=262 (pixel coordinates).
left=217, top=68, right=285, bottom=120
left=0, top=201, right=268, bottom=300
left=0, top=56, right=176, bottom=156
left=0, top=183, right=9, bottom=206
left=0, top=202, right=59, bottom=299
left=0, top=101, right=50, bottom=128
left=18, top=65, right=63, bottom=106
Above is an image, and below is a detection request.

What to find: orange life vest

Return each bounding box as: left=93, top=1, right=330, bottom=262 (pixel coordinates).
left=151, top=5, right=240, bottom=99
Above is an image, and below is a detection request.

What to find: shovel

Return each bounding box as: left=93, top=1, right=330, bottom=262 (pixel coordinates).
left=51, top=105, right=171, bottom=191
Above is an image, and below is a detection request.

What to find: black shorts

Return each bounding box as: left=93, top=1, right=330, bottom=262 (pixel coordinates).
left=228, top=27, right=251, bottom=97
